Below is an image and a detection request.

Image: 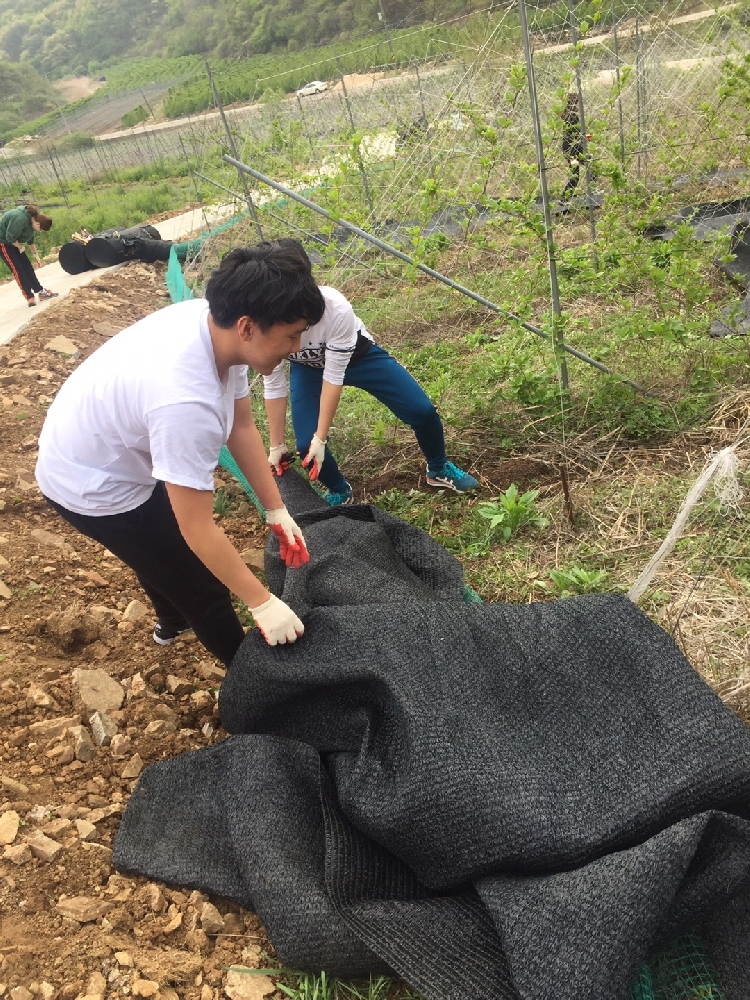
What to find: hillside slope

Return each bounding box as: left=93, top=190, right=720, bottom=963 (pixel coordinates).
left=0, top=0, right=478, bottom=79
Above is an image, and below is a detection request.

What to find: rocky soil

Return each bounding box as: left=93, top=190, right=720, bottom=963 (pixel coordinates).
left=0, top=263, right=278, bottom=1000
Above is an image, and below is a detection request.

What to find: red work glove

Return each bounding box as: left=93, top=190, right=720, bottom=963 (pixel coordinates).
left=268, top=444, right=294, bottom=476
left=265, top=506, right=310, bottom=569
left=301, top=434, right=326, bottom=481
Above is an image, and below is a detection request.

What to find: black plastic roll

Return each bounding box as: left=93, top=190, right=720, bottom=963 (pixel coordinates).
left=58, top=241, right=96, bottom=275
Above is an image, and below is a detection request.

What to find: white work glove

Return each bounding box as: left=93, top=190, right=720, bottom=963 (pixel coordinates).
left=250, top=594, right=304, bottom=645
left=301, top=434, right=326, bottom=481
left=268, top=444, right=294, bottom=477
left=266, top=506, right=310, bottom=569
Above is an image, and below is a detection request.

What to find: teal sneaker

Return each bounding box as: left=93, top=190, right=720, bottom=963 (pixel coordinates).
left=325, top=481, right=354, bottom=506
left=426, top=462, right=478, bottom=492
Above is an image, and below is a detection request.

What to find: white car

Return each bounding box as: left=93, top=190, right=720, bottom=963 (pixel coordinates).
left=297, top=80, right=328, bottom=97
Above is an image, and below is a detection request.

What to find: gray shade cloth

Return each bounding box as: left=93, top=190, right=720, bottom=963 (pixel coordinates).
left=113, top=470, right=750, bottom=1000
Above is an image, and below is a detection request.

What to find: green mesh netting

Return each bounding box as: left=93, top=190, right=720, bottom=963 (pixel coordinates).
left=647, top=935, right=725, bottom=1000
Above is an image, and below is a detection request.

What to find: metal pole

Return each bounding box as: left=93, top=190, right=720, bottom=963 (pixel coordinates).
left=296, top=94, right=325, bottom=185
left=179, top=137, right=212, bottom=234
left=194, top=171, right=379, bottom=271
left=336, top=55, right=375, bottom=215
left=635, top=16, right=642, bottom=180
left=46, top=150, right=71, bottom=209
left=518, top=0, right=569, bottom=390
left=413, top=60, right=435, bottom=178
left=378, top=0, right=395, bottom=60
left=205, top=60, right=263, bottom=241
left=612, top=2, right=626, bottom=164
left=569, top=0, right=598, bottom=265
left=223, top=154, right=657, bottom=398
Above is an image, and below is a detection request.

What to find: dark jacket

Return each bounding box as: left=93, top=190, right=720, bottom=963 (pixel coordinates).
left=561, top=104, right=585, bottom=160
left=0, top=207, right=35, bottom=246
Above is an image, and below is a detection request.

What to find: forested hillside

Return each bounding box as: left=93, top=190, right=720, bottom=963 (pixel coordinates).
left=0, top=0, right=479, bottom=79
left=0, top=60, right=58, bottom=136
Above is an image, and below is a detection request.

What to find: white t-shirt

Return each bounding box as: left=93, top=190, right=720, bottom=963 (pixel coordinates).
left=36, top=298, right=249, bottom=516
left=263, top=286, right=373, bottom=399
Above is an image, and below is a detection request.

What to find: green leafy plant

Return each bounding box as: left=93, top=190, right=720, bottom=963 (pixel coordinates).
left=536, top=567, right=609, bottom=597
left=213, top=487, right=239, bottom=518
left=476, top=485, right=548, bottom=544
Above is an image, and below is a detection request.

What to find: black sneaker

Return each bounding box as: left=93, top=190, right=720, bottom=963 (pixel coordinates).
left=153, top=621, right=190, bottom=645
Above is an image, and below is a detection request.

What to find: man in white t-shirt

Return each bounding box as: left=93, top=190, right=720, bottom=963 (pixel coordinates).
left=35, top=243, right=326, bottom=663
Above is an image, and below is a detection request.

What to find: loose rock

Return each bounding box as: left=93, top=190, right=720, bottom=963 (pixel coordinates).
left=224, top=970, right=275, bottom=1000
left=0, top=581, right=11, bottom=601
left=69, top=725, right=97, bottom=762
left=27, top=685, right=60, bottom=710
left=122, top=599, right=148, bottom=623
left=110, top=734, right=133, bottom=758
left=144, top=719, right=176, bottom=737
left=86, top=972, right=107, bottom=997
left=27, top=831, right=64, bottom=862
left=71, top=667, right=125, bottom=713
left=75, top=819, right=97, bottom=841
left=1, top=776, right=29, bottom=796
left=45, top=606, right=99, bottom=653
left=4, top=842, right=31, bottom=865
left=166, top=675, right=194, bottom=697
left=55, top=896, right=113, bottom=922
left=0, top=810, right=19, bottom=845
left=45, top=335, right=80, bottom=357
left=30, top=528, right=72, bottom=553
left=89, top=710, right=118, bottom=746
left=121, top=753, right=144, bottom=779
left=197, top=662, right=226, bottom=685
left=41, top=818, right=72, bottom=840
left=29, top=716, right=80, bottom=739
left=89, top=605, right=120, bottom=625
left=10, top=988, right=34, bottom=1000
left=132, top=982, right=159, bottom=998
left=200, top=902, right=225, bottom=935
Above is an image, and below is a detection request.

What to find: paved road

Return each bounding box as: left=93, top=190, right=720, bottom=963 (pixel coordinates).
left=0, top=203, right=233, bottom=349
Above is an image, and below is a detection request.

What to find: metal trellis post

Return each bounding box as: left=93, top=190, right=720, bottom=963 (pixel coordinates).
left=518, top=0, right=569, bottom=390
left=205, top=60, right=263, bottom=241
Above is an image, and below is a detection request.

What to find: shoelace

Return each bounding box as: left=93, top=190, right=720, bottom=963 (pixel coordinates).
left=431, top=462, right=464, bottom=483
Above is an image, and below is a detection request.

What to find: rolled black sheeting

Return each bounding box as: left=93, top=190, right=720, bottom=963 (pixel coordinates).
left=114, top=469, right=750, bottom=1000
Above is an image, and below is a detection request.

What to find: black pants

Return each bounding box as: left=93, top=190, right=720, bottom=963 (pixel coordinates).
left=45, top=482, right=246, bottom=665
left=1, top=242, right=42, bottom=301
left=562, top=158, right=581, bottom=200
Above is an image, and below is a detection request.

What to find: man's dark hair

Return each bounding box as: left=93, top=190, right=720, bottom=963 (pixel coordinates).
left=205, top=239, right=325, bottom=329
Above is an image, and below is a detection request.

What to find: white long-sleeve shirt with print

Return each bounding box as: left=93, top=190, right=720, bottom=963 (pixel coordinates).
left=263, top=286, right=373, bottom=400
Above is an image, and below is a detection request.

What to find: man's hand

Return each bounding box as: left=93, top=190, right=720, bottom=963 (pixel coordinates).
left=250, top=594, right=304, bottom=645
left=266, top=506, right=310, bottom=569
left=268, top=444, right=294, bottom=476
left=301, top=434, right=326, bottom=481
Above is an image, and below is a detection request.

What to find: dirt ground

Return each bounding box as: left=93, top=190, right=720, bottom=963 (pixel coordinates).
left=1, top=258, right=748, bottom=999
left=52, top=78, right=105, bottom=104
left=0, top=263, right=279, bottom=1000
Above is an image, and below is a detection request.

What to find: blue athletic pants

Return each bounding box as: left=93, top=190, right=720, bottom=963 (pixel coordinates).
left=290, top=343, right=447, bottom=493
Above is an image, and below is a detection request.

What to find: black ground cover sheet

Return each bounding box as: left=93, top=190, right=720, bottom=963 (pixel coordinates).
left=113, top=471, right=750, bottom=1000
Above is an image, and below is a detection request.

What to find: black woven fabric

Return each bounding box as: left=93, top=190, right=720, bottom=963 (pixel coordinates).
left=113, top=470, right=750, bottom=1000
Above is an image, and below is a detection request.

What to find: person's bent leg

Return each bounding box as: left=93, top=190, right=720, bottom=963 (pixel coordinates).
left=345, top=344, right=478, bottom=491
left=0, top=243, right=38, bottom=302
left=345, top=344, right=447, bottom=470
left=289, top=362, right=349, bottom=493
left=44, top=485, right=245, bottom=664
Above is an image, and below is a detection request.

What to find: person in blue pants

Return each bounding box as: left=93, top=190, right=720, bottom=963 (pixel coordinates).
left=263, top=239, right=478, bottom=504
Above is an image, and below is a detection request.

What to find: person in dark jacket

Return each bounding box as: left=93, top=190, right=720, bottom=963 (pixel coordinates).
left=561, top=93, right=586, bottom=202
left=0, top=204, right=58, bottom=307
